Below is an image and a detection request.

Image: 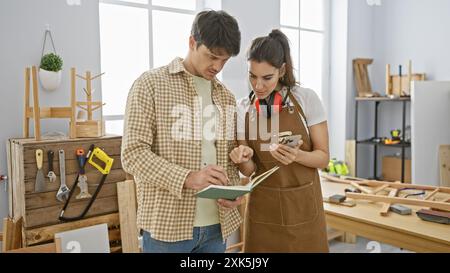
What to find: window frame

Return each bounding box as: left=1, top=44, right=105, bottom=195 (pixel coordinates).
left=99, top=0, right=207, bottom=130
left=279, top=0, right=331, bottom=110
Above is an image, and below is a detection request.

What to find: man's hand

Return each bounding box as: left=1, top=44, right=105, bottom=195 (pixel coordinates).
left=217, top=196, right=244, bottom=210
left=184, top=165, right=229, bottom=190
left=229, top=145, right=254, bottom=164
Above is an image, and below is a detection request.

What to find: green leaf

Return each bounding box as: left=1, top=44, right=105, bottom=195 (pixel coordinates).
left=40, top=53, right=63, bottom=72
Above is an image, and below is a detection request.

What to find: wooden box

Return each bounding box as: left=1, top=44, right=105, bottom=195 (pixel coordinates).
left=6, top=135, right=125, bottom=246
left=382, top=156, right=411, bottom=183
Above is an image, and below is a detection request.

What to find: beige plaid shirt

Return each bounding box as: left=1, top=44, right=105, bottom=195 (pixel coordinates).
left=121, top=57, right=242, bottom=242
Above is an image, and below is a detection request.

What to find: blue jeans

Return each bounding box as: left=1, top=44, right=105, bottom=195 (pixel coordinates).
left=142, top=224, right=226, bottom=253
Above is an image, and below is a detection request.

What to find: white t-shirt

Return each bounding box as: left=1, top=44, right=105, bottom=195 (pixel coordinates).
left=236, top=85, right=327, bottom=139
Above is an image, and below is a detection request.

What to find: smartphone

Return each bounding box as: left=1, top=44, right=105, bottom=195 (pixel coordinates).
left=279, top=134, right=302, bottom=147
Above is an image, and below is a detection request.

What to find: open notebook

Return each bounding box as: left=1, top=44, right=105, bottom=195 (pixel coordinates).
left=195, top=166, right=280, bottom=200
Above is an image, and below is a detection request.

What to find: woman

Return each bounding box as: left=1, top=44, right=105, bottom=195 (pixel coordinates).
left=230, top=29, right=330, bottom=252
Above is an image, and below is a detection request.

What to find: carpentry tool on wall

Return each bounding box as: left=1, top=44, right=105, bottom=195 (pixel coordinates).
left=56, top=149, right=70, bottom=202
left=59, top=144, right=114, bottom=222
left=76, top=148, right=91, bottom=199
left=34, top=149, right=46, bottom=192
left=47, top=150, right=56, bottom=183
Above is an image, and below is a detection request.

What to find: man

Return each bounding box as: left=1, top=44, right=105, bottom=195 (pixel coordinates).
left=121, top=10, right=243, bottom=253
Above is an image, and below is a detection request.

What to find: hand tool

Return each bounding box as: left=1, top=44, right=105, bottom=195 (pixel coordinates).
left=389, top=204, right=412, bottom=215
left=329, top=194, right=347, bottom=204
left=76, top=148, right=91, bottom=199
left=416, top=209, right=450, bottom=224
left=59, top=145, right=114, bottom=222
left=56, top=149, right=70, bottom=202
left=47, top=150, right=57, bottom=183
left=34, top=149, right=46, bottom=192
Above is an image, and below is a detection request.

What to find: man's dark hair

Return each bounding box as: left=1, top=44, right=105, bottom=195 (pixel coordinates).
left=191, top=10, right=241, bottom=56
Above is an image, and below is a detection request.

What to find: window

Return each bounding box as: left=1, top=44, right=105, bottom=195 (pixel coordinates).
left=280, top=0, right=329, bottom=101
left=99, top=0, right=220, bottom=135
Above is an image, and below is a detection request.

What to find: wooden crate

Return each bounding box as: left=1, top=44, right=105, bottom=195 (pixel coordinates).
left=7, top=135, right=126, bottom=246
left=382, top=156, right=411, bottom=183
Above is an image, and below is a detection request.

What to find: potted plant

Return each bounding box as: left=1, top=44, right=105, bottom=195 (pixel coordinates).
left=39, top=53, right=63, bottom=91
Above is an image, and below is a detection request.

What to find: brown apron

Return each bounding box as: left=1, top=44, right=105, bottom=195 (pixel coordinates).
left=243, top=89, right=329, bottom=253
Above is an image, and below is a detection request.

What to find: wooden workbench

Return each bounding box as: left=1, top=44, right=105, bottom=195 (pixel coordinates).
left=321, top=179, right=450, bottom=252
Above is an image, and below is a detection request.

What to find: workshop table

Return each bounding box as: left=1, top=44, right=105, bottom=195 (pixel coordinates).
left=321, top=179, right=450, bottom=252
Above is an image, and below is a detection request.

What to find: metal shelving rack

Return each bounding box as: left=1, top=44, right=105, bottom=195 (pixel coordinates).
left=354, top=96, right=411, bottom=182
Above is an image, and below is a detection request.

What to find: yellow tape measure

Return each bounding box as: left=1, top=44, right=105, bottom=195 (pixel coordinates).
left=88, top=147, right=114, bottom=175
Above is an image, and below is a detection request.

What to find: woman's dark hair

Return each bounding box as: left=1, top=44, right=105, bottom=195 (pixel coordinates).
left=191, top=10, right=241, bottom=56
left=247, top=29, right=296, bottom=87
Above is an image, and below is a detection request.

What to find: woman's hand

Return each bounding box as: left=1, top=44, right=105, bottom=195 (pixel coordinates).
left=269, top=139, right=304, bottom=165
left=230, top=145, right=254, bottom=164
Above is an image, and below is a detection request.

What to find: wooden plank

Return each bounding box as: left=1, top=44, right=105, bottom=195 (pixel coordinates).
left=117, top=180, right=139, bottom=253
left=24, top=169, right=125, bottom=193
left=322, top=173, right=450, bottom=194
left=25, top=213, right=120, bottom=246
left=11, top=135, right=121, bottom=146
left=25, top=181, right=119, bottom=210
left=350, top=182, right=373, bottom=194
left=386, top=64, right=391, bottom=95
left=345, top=140, right=356, bottom=177
left=26, top=107, right=72, bottom=119
left=70, top=68, right=77, bottom=138
left=31, top=66, right=41, bottom=140
left=354, top=58, right=373, bottom=65
left=23, top=68, right=30, bottom=138
left=372, top=184, right=390, bottom=194
left=346, top=192, right=450, bottom=212
left=25, top=196, right=118, bottom=228
left=425, top=188, right=440, bottom=200
left=6, top=140, right=13, bottom=217
left=11, top=141, right=26, bottom=227
left=2, top=217, right=23, bottom=251
left=6, top=242, right=56, bottom=253
left=380, top=188, right=399, bottom=216
left=439, top=145, right=450, bottom=187
left=2, top=218, right=13, bottom=252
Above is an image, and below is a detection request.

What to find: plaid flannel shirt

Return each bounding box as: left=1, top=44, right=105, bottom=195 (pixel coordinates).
left=121, top=57, right=242, bottom=242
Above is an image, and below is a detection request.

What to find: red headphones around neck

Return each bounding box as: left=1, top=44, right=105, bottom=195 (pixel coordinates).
left=250, top=90, right=287, bottom=118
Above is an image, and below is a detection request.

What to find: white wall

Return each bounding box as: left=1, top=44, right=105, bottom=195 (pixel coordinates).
left=328, top=0, right=348, bottom=161
left=0, top=0, right=102, bottom=225
left=221, top=0, right=280, bottom=100
left=411, top=81, right=450, bottom=186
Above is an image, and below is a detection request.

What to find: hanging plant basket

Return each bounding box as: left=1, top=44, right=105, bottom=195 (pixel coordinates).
left=39, top=29, right=63, bottom=91
left=39, top=67, right=62, bottom=91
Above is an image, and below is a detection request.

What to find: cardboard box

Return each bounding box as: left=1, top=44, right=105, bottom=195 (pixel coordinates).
left=382, top=156, right=411, bottom=183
